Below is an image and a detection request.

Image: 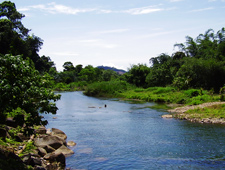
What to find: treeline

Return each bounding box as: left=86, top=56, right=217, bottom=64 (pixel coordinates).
left=126, top=28, right=225, bottom=93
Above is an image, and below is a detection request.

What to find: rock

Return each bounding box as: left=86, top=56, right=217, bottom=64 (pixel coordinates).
left=37, top=147, right=47, bottom=157
left=22, top=154, right=32, bottom=165
left=35, top=126, right=47, bottom=135
left=46, top=128, right=51, bottom=135
left=16, top=132, right=29, bottom=141
left=34, top=136, right=65, bottom=150
left=54, top=145, right=74, bottom=156
left=51, top=128, right=67, bottom=140
left=30, top=157, right=42, bottom=167
left=67, top=141, right=76, bottom=147
left=34, top=166, right=46, bottom=170
left=161, top=114, right=173, bottom=118
left=44, top=152, right=65, bottom=165
left=43, top=145, right=55, bottom=153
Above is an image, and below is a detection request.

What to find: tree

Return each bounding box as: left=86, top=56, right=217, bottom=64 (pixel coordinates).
left=126, top=64, right=150, bottom=87
left=0, top=1, right=46, bottom=72
left=0, top=54, right=61, bottom=133
left=63, top=61, right=75, bottom=72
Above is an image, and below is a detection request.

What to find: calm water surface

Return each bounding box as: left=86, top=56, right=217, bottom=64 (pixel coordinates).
left=44, top=91, right=225, bottom=170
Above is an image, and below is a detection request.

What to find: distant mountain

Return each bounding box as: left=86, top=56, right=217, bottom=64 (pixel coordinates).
left=97, top=66, right=126, bottom=75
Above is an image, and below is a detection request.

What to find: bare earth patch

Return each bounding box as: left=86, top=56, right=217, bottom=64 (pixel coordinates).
left=167, top=102, right=225, bottom=124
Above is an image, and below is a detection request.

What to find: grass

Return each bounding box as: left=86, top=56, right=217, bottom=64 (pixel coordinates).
left=185, top=104, right=225, bottom=119
left=119, top=87, right=220, bottom=105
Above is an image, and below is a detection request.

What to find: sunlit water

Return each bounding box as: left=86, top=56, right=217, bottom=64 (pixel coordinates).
left=44, top=91, right=225, bottom=170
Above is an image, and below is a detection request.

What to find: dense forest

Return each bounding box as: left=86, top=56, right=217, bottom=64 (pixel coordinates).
left=1, top=0, right=225, bottom=132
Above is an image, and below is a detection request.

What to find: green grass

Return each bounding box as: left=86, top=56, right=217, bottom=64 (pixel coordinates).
left=84, top=80, right=134, bottom=97
left=185, top=104, right=225, bottom=119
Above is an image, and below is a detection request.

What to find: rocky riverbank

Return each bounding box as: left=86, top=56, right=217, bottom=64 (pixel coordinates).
left=166, top=102, right=225, bottom=124
left=0, top=125, right=76, bottom=170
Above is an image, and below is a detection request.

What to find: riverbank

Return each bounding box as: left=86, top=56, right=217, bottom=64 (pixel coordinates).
left=0, top=125, right=75, bottom=170
left=167, top=102, right=225, bottom=124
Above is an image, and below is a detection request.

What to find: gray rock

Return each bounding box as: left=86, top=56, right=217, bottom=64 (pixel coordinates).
left=37, top=147, right=47, bottom=157
left=67, top=141, right=76, bottom=147
left=43, top=145, right=55, bottom=153
left=51, top=128, right=67, bottom=140
left=54, top=145, right=74, bottom=156
left=44, top=152, right=65, bottom=165
left=34, top=136, right=65, bottom=150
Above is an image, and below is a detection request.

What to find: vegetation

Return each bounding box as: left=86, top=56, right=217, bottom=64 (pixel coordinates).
left=185, top=104, right=225, bottom=119
left=0, top=1, right=60, bottom=135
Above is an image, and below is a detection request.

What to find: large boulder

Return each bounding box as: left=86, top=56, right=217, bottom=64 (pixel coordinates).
left=34, top=136, right=65, bottom=150
left=51, top=128, right=67, bottom=140
left=44, top=152, right=65, bottom=165
left=54, top=145, right=74, bottom=156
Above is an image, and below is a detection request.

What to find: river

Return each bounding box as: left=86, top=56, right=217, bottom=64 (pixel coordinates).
left=44, top=91, right=225, bottom=169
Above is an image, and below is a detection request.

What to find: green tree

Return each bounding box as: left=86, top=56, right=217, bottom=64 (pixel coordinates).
left=0, top=1, right=49, bottom=73
left=0, top=54, right=61, bottom=132
left=63, top=61, right=75, bottom=72
left=126, top=64, right=150, bottom=87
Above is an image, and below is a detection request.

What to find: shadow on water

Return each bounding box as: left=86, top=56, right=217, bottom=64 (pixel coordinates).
left=44, top=91, right=225, bottom=170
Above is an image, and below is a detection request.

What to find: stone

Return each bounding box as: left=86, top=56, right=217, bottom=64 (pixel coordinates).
left=44, top=152, right=65, bottom=165
left=34, top=136, right=65, bottom=150
left=37, top=147, right=47, bottom=157
left=22, top=154, right=31, bottom=165
left=34, top=166, right=46, bottom=170
left=46, top=128, right=51, bottom=135
left=30, top=157, right=42, bottom=167
left=67, top=141, right=76, bottom=147
left=43, top=145, right=55, bottom=153
left=51, top=128, right=67, bottom=140
left=161, top=114, right=173, bottom=118
left=35, top=126, right=47, bottom=135
left=54, top=145, right=74, bottom=156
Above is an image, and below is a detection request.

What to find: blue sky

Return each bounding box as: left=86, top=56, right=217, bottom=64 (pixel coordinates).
left=9, top=0, right=225, bottom=71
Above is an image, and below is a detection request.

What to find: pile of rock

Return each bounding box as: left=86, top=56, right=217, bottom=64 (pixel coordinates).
left=0, top=124, right=76, bottom=170
left=20, top=127, right=76, bottom=170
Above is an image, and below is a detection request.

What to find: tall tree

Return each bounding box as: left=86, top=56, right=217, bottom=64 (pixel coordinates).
left=0, top=1, right=49, bottom=72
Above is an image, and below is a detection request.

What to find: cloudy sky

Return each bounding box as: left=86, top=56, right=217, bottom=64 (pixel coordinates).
left=10, top=0, right=225, bottom=71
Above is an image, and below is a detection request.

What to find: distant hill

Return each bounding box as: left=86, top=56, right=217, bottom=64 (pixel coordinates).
left=97, top=66, right=126, bottom=75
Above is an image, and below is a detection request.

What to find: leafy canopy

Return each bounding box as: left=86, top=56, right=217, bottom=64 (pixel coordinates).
left=0, top=54, right=61, bottom=127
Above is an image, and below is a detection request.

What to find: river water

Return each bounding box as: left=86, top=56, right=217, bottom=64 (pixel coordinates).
left=44, top=91, right=225, bottom=169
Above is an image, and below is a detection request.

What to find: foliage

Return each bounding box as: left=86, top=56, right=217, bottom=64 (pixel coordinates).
left=84, top=80, right=132, bottom=97
left=126, top=64, right=150, bottom=87
left=0, top=1, right=55, bottom=73
left=0, top=54, right=60, bottom=134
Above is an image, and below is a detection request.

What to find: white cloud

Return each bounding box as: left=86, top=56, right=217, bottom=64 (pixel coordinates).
left=79, top=39, right=118, bottom=49
left=23, top=2, right=96, bottom=15
left=189, top=7, right=214, bottom=12
left=124, top=6, right=164, bottom=15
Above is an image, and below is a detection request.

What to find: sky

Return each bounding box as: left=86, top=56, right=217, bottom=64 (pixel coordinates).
left=7, top=0, right=225, bottom=71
